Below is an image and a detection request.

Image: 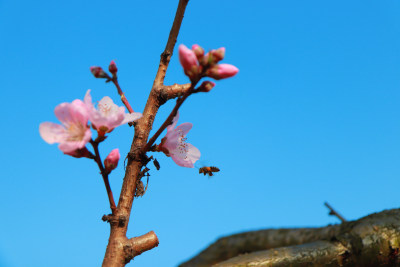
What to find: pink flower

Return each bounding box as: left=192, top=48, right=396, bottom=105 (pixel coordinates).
left=104, top=148, right=120, bottom=173
left=84, top=90, right=142, bottom=134
left=206, top=64, right=239, bottom=80
left=39, top=99, right=92, bottom=154
left=158, top=112, right=200, bottom=168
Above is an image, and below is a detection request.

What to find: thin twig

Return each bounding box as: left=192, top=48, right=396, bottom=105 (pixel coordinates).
left=111, top=77, right=135, bottom=113
left=90, top=139, right=117, bottom=214
left=324, top=202, right=347, bottom=223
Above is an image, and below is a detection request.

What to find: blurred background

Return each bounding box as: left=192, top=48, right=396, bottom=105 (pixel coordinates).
left=1, top=0, right=400, bottom=266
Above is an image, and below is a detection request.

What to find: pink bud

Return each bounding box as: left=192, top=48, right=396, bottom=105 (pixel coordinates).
left=104, top=148, right=120, bottom=173
left=206, top=64, right=239, bottom=80
left=197, top=81, right=216, bottom=92
left=108, top=60, right=118, bottom=75
left=90, top=66, right=108, bottom=78
left=211, top=47, right=225, bottom=63
left=191, top=44, right=204, bottom=60
left=179, top=44, right=199, bottom=78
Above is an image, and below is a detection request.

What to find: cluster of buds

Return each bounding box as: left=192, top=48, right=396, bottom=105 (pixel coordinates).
left=90, top=60, right=118, bottom=79
left=179, top=44, right=239, bottom=82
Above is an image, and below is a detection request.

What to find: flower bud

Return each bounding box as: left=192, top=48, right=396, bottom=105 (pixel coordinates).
left=211, top=47, right=225, bottom=63
left=197, top=81, right=216, bottom=92
left=192, top=44, right=204, bottom=60
left=179, top=44, right=199, bottom=79
left=90, top=66, right=108, bottom=78
left=206, top=64, right=239, bottom=80
left=104, top=148, right=120, bottom=173
left=108, top=60, right=118, bottom=75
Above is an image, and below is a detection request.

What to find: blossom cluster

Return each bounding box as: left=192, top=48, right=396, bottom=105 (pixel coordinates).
left=39, top=90, right=142, bottom=158
left=178, top=44, right=238, bottom=81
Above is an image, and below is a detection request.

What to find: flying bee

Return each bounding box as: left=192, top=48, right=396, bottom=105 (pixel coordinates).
left=199, top=166, right=220, bottom=177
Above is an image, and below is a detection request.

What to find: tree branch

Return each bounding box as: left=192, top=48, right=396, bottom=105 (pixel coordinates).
left=90, top=139, right=117, bottom=214
left=325, top=202, right=347, bottom=223
left=180, top=209, right=400, bottom=267
left=124, top=231, right=159, bottom=261
left=101, top=0, right=190, bottom=266
left=158, top=83, right=192, bottom=104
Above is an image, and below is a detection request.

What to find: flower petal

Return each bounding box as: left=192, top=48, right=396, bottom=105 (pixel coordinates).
left=171, top=154, right=193, bottom=168
left=175, top=122, right=192, bottom=136
left=186, top=143, right=201, bottom=164
left=39, top=122, right=66, bottom=144
left=54, top=102, right=73, bottom=125
left=167, top=111, right=180, bottom=132
left=121, top=112, right=142, bottom=124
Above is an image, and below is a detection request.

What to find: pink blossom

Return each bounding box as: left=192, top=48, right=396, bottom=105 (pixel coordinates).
left=104, top=148, right=120, bottom=172
left=206, top=64, right=239, bottom=80
left=158, top=112, right=200, bottom=168
left=39, top=99, right=92, bottom=154
left=84, top=90, right=142, bottom=134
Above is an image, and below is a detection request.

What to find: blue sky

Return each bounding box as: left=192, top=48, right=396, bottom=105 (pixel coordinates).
left=1, top=0, right=400, bottom=266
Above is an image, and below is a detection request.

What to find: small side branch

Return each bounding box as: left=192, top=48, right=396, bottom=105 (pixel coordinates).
left=324, top=202, right=347, bottom=223
left=158, top=83, right=192, bottom=103
left=124, top=231, right=159, bottom=262
left=90, top=140, right=117, bottom=214
left=143, top=83, right=195, bottom=152
left=111, top=78, right=135, bottom=113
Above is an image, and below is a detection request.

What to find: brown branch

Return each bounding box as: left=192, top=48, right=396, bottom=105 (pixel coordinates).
left=180, top=226, right=342, bottom=267
left=124, top=231, right=159, bottom=261
left=180, top=209, right=400, bottom=267
left=101, top=0, right=189, bottom=266
left=90, top=139, right=117, bottom=214
left=143, top=83, right=195, bottom=153
left=325, top=202, right=347, bottom=223
left=215, top=241, right=349, bottom=267
left=157, top=83, right=192, bottom=104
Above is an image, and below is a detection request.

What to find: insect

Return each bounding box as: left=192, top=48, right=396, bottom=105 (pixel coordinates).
left=199, top=166, right=220, bottom=177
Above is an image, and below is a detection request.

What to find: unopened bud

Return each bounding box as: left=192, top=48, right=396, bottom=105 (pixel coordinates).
left=211, top=47, right=225, bottom=63
left=206, top=64, right=239, bottom=80
left=197, top=81, right=215, bottom=92
left=108, top=60, right=118, bottom=75
left=104, top=148, right=120, bottom=173
left=192, top=44, right=204, bottom=60
left=90, top=66, right=108, bottom=78
left=179, top=44, right=199, bottom=74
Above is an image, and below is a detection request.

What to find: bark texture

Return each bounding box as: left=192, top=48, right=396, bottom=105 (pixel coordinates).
left=180, top=209, right=400, bottom=267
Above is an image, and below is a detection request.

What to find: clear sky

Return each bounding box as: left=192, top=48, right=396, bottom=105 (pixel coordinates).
left=1, top=0, right=400, bottom=266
